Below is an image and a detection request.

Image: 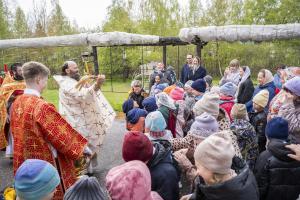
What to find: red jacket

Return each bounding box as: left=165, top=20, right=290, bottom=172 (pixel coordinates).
left=220, top=96, right=235, bottom=121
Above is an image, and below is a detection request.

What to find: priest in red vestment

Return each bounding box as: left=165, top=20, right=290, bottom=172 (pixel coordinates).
left=0, top=63, right=25, bottom=156
left=10, top=61, right=89, bottom=200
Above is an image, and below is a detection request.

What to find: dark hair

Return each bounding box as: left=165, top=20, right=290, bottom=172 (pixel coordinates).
left=61, top=62, right=69, bottom=76
left=276, top=64, right=286, bottom=70
left=10, top=62, right=22, bottom=72
left=241, top=66, right=247, bottom=72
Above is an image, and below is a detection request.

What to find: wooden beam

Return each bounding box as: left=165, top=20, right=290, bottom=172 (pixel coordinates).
left=179, top=23, right=300, bottom=43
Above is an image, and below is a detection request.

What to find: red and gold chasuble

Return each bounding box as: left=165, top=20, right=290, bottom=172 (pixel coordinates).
left=0, top=72, right=25, bottom=149
left=11, top=94, right=87, bottom=200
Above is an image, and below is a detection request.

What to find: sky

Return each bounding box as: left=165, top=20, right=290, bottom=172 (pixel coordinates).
left=15, top=0, right=112, bottom=29
left=14, top=0, right=187, bottom=29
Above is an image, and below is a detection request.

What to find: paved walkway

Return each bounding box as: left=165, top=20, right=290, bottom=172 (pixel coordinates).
left=0, top=119, right=126, bottom=191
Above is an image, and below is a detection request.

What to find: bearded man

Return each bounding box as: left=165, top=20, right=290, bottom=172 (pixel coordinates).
left=0, top=63, right=26, bottom=158
left=53, top=61, right=115, bottom=174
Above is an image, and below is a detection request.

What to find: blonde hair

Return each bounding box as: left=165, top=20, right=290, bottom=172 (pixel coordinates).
left=229, top=59, right=240, bottom=68
left=22, top=61, right=50, bottom=83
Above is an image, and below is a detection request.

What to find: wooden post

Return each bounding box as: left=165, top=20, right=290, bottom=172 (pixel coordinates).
left=196, top=44, right=202, bottom=59
left=92, top=46, right=99, bottom=75
left=163, top=45, right=167, bottom=66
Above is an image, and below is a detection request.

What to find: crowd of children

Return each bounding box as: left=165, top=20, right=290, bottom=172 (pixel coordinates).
left=6, top=58, right=300, bottom=200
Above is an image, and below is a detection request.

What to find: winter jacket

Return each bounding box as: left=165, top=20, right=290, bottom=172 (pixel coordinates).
left=147, top=141, right=180, bottom=200
left=149, top=70, right=172, bottom=91
left=278, top=102, right=300, bottom=143
left=190, top=157, right=259, bottom=200
left=230, top=119, right=259, bottom=170
left=246, top=82, right=276, bottom=112
left=273, top=73, right=282, bottom=89
left=126, top=117, right=145, bottom=132
left=219, top=96, right=235, bottom=121
left=249, top=110, right=267, bottom=153
left=237, top=77, right=254, bottom=104
left=268, top=90, right=287, bottom=120
left=158, top=105, right=178, bottom=137
left=129, top=90, right=145, bottom=109
left=188, top=65, right=207, bottom=81
left=254, top=139, right=300, bottom=200
left=181, top=64, right=191, bottom=84
left=165, top=66, right=177, bottom=85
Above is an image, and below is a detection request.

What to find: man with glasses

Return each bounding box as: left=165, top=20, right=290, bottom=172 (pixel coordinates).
left=180, top=54, right=193, bottom=84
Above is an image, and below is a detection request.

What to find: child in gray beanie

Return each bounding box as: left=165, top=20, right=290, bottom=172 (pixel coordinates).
left=64, top=175, right=106, bottom=200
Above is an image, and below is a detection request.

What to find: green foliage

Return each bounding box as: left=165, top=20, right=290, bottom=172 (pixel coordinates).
left=13, top=7, right=30, bottom=38
left=0, top=0, right=9, bottom=39
left=0, top=0, right=299, bottom=80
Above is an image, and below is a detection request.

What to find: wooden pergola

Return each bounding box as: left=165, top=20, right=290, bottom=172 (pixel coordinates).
left=0, top=32, right=206, bottom=75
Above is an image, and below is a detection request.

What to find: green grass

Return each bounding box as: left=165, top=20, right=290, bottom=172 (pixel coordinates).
left=42, top=78, right=258, bottom=112
left=42, top=81, right=131, bottom=112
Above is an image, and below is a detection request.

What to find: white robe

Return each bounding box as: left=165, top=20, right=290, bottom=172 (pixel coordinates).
left=53, top=75, right=115, bottom=150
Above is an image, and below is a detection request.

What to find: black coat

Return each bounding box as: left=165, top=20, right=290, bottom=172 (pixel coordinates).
left=181, top=64, right=190, bottom=84
left=237, top=77, right=254, bottom=104
left=249, top=111, right=267, bottom=153
left=149, top=69, right=172, bottom=91
left=147, top=141, right=180, bottom=200
left=190, top=157, right=259, bottom=200
left=188, top=66, right=207, bottom=81
left=254, top=139, right=300, bottom=200
left=128, top=91, right=145, bottom=109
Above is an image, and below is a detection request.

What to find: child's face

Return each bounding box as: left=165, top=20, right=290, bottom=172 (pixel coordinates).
left=155, top=76, right=160, bottom=84
left=192, top=89, right=201, bottom=96
left=184, top=86, right=193, bottom=94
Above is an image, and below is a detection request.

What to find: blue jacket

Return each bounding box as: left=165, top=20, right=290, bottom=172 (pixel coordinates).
left=180, top=64, right=190, bottom=84
left=246, top=81, right=276, bottom=112
left=273, top=73, right=282, bottom=89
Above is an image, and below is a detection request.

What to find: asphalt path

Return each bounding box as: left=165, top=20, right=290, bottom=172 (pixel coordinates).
left=0, top=119, right=126, bottom=192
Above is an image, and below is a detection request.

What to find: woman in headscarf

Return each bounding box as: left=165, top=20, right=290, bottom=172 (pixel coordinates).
left=236, top=66, right=254, bottom=104
left=278, top=77, right=300, bottom=143
left=246, top=69, right=276, bottom=112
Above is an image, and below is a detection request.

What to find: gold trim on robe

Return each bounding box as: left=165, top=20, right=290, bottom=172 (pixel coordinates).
left=0, top=73, right=25, bottom=149
left=11, top=94, right=87, bottom=200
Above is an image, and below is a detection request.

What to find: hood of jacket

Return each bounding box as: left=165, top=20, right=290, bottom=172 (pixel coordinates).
left=197, top=157, right=258, bottom=200
left=147, top=141, right=172, bottom=169
left=267, top=139, right=295, bottom=162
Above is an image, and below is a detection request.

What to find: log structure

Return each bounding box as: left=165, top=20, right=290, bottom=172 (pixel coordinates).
left=179, top=23, right=300, bottom=43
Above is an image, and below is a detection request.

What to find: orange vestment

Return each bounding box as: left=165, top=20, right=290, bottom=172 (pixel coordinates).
left=0, top=72, right=25, bottom=149
left=11, top=94, right=87, bottom=200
